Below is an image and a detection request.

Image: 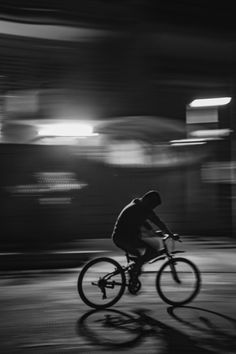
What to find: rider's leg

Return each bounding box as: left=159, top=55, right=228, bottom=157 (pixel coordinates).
left=140, top=228, right=164, bottom=259
left=140, top=244, right=165, bottom=263
left=141, top=236, right=165, bottom=259
left=113, top=234, right=162, bottom=277
left=130, top=245, right=164, bottom=280
left=113, top=237, right=143, bottom=257
left=132, top=236, right=164, bottom=273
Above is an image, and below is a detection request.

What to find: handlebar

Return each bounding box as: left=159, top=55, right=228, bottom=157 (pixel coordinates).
left=155, top=231, right=182, bottom=242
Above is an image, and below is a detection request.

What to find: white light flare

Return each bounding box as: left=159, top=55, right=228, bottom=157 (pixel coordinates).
left=170, top=138, right=206, bottom=144
left=170, top=138, right=209, bottom=146
left=170, top=141, right=206, bottom=147
left=189, top=97, right=232, bottom=108
left=38, top=123, right=98, bottom=137
left=191, top=129, right=233, bottom=138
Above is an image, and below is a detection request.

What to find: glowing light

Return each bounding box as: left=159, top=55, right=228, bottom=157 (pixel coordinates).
left=191, top=129, right=233, bottom=138
left=38, top=123, right=98, bottom=137
left=170, top=138, right=207, bottom=146
left=170, top=138, right=205, bottom=144
left=171, top=142, right=206, bottom=146
left=0, top=19, right=108, bottom=42
left=189, top=97, right=232, bottom=107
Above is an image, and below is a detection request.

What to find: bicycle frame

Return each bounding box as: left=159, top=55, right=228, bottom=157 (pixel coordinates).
left=94, top=234, right=183, bottom=292
left=124, top=234, right=184, bottom=284
left=78, top=233, right=201, bottom=308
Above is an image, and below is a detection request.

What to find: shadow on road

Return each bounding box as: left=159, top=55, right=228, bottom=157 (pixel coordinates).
left=77, top=306, right=236, bottom=353
left=167, top=306, right=236, bottom=353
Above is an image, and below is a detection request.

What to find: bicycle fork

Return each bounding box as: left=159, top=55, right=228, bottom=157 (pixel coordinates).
left=169, top=259, right=181, bottom=284
left=163, top=239, right=181, bottom=284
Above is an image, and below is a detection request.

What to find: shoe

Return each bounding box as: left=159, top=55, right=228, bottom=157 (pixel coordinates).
left=128, top=278, right=142, bottom=295
left=129, top=263, right=142, bottom=280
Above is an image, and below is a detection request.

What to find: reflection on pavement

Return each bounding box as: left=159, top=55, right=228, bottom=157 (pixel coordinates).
left=78, top=306, right=236, bottom=353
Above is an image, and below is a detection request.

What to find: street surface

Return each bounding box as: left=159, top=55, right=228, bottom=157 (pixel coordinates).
left=0, top=236, right=236, bottom=353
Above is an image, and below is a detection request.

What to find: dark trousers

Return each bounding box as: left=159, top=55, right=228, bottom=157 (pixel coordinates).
left=113, top=236, right=160, bottom=265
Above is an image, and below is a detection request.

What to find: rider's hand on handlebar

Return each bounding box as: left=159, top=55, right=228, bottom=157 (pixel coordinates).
left=171, top=233, right=180, bottom=241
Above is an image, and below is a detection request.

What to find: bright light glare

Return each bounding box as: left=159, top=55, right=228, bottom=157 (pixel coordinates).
left=170, top=138, right=205, bottom=144
left=191, top=129, right=233, bottom=138
left=171, top=141, right=206, bottom=146
left=189, top=97, right=232, bottom=107
left=38, top=123, right=98, bottom=137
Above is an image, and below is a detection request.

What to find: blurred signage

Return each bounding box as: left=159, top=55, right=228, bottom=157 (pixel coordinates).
left=9, top=172, right=88, bottom=205
left=5, top=90, right=39, bottom=115
left=202, top=161, right=236, bottom=184
left=186, top=108, right=218, bottom=124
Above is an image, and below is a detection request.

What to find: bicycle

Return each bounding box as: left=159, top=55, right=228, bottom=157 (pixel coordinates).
left=77, top=232, right=201, bottom=309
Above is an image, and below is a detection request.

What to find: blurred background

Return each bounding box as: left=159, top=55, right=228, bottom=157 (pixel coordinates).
left=0, top=0, right=236, bottom=250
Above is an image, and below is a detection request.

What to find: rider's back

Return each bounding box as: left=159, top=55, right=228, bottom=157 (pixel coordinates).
left=112, top=198, right=150, bottom=242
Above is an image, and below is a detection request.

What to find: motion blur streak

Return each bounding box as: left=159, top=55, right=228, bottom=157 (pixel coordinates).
left=0, top=19, right=109, bottom=41
left=38, top=122, right=97, bottom=137
left=0, top=2, right=236, bottom=354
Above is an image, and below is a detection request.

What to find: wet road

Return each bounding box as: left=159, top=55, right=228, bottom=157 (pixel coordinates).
left=1, top=264, right=236, bottom=354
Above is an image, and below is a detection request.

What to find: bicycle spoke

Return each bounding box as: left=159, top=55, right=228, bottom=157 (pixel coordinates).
left=156, top=258, right=201, bottom=305
left=78, top=257, right=126, bottom=309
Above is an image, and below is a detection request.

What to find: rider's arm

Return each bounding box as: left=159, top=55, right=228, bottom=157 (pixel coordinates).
left=148, top=211, right=174, bottom=236
left=143, top=221, right=152, bottom=230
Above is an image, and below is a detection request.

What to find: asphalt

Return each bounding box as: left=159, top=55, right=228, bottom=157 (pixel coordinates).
left=0, top=235, right=236, bottom=272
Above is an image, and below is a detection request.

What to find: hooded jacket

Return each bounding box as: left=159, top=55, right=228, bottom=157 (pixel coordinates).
left=112, top=198, right=167, bottom=242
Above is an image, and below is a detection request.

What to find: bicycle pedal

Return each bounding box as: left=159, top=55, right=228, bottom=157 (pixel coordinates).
left=128, top=279, right=142, bottom=295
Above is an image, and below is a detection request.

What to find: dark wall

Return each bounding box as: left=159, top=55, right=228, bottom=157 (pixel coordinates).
left=0, top=143, right=232, bottom=247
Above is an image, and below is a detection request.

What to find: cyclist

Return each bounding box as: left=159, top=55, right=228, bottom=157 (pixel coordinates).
left=112, top=190, right=178, bottom=278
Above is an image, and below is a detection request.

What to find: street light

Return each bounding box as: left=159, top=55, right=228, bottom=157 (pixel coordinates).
left=189, top=97, right=232, bottom=108
left=38, top=122, right=98, bottom=137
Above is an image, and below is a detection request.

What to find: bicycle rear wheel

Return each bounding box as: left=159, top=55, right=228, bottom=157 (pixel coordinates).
left=78, top=257, right=126, bottom=309
left=156, top=257, right=201, bottom=306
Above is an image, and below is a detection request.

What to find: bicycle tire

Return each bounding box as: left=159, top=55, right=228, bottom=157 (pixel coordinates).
left=156, top=257, right=201, bottom=306
left=78, top=257, right=126, bottom=309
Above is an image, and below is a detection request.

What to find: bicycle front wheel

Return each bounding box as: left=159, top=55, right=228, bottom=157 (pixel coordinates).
left=156, top=257, right=201, bottom=306
left=78, top=257, right=126, bottom=309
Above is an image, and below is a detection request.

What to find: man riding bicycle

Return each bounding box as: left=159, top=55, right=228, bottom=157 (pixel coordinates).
left=112, top=190, right=178, bottom=278
left=78, top=191, right=200, bottom=307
